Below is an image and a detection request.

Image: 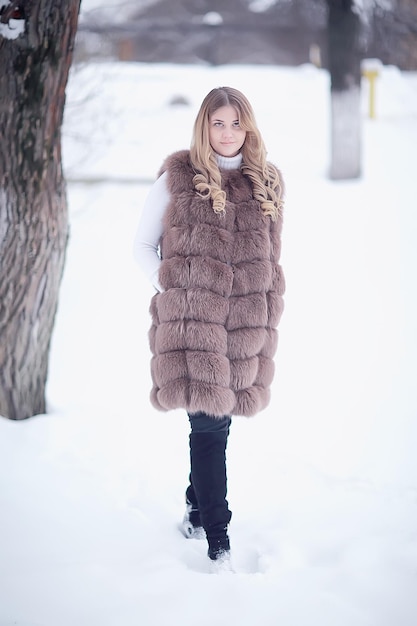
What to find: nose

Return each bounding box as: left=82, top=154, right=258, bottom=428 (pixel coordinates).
left=222, top=126, right=233, bottom=138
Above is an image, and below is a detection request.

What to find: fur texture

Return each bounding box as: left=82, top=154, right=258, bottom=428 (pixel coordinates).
left=149, top=150, right=285, bottom=417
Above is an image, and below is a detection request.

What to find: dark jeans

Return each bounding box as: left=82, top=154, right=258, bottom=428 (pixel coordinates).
left=186, top=411, right=232, bottom=542
left=188, top=411, right=231, bottom=433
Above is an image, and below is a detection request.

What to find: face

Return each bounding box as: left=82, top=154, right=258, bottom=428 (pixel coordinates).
left=208, top=105, right=246, bottom=157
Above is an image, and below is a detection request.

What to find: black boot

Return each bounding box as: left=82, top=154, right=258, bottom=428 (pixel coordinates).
left=207, top=530, right=230, bottom=561
left=188, top=427, right=232, bottom=560
left=181, top=482, right=204, bottom=539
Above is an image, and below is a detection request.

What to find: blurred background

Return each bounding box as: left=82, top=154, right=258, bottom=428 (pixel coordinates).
left=75, top=0, right=417, bottom=70
left=65, top=0, right=417, bottom=185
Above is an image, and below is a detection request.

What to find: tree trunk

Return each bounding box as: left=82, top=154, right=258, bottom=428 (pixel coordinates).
left=0, top=0, right=80, bottom=420
left=327, top=0, right=362, bottom=180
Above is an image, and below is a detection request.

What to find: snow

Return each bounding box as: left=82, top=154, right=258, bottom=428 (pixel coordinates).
left=1, top=60, right=417, bottom=625
left=353, top=0, right=393, bottom=18
left=249, top=0, right=282, bottom=13
left=202, top=11, right=224, bottom=26
left=0, top=18, right=24, bottom=39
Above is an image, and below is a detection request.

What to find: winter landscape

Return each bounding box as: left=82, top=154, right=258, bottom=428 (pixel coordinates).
left=1, top=52, right=417, bottom=626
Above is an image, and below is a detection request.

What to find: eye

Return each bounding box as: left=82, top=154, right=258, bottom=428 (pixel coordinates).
left=232, top=121, right=240, bottom=128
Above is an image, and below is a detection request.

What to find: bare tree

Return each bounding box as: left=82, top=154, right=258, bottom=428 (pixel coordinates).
left=0, top=0, right=80, bottom=420
left=326, top=0, right=363, bottom=179
left=370, top=0, right=417, bottom=69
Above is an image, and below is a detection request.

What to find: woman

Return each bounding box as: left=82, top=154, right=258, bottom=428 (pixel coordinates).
left=134, top=86, right=285, bottom=567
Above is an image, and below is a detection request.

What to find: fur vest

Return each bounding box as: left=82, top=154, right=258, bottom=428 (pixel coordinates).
left=149, top=150, right=285, bottom=417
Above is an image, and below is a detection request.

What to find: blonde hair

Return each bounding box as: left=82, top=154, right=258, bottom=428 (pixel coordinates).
left=190, top=87, right=284, bottom=220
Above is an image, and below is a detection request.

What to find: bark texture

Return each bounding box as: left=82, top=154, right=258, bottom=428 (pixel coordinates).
left=0, top=0, right=80, bottom=419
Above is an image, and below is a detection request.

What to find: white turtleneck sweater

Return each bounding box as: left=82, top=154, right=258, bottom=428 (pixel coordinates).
left=133, top=153, right=243, bottom=292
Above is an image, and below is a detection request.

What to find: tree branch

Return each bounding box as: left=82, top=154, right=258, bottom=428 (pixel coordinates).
left=0, top=1, right=26, bottom=24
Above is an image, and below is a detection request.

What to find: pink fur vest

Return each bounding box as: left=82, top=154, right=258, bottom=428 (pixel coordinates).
left=149, top=150, right=285, bottom=417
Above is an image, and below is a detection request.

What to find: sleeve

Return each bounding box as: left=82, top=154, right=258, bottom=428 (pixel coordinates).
left=269, top=166, right=285, bottom=325
left=132, top=171, right=170, bottom=292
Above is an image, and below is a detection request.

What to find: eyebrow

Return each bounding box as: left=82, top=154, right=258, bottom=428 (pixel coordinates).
left=212, top=118, right=239, bottom=123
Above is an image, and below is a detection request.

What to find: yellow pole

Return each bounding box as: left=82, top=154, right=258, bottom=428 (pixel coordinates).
left=362, top=69, right=379, bottom=120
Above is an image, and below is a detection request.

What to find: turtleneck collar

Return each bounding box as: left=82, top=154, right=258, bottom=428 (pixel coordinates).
left=215, top=153, right=243, bottom=170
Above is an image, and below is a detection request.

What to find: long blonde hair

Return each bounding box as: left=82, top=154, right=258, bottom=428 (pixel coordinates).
left=190, top=87, right=284, bottom=220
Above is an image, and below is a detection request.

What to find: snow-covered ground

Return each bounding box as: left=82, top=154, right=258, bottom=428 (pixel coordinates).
left=1, top=61, right=417, bottom=625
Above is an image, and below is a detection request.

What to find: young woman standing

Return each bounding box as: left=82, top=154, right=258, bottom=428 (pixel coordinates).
left=134, top=86, right=285, bottom=567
